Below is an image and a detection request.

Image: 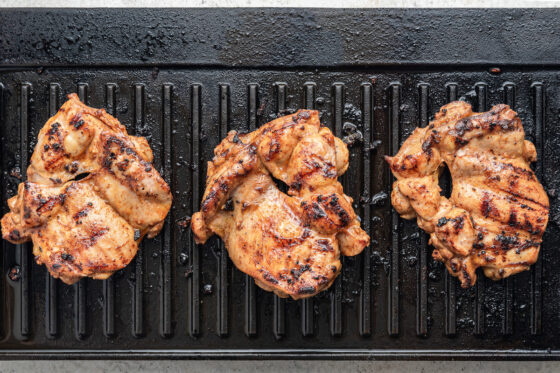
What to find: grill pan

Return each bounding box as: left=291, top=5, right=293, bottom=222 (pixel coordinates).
left=0, top=8, right=559, bottom=360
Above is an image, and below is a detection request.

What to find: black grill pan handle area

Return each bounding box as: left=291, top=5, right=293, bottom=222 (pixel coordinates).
left=0, top=8, right=559, bottom=360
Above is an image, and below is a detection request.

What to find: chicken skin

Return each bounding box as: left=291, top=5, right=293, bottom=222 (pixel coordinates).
left=1, top=94, right=172, bottom=284
left=386, top=101, right=549, bottom=287
left=191, top=110, right=369, bottom=299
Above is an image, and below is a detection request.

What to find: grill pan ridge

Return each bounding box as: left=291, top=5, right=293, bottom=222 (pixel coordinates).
left=0, top=8, right=559, bottom=360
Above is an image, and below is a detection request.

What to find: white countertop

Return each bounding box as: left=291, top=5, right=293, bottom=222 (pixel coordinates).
left=0, top=0, right=559, bottom=6
left=0, top=360, right=559, bottom=372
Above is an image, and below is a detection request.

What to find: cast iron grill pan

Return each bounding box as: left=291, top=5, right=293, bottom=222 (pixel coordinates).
left=0, top=9, right=559, bottom=359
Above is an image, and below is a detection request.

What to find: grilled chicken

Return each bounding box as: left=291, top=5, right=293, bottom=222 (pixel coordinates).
left=386, top=101, right=549, bottom=287
left=191, top=110, right=369, bottom=299
left=1, top=94, right=172, bottom=284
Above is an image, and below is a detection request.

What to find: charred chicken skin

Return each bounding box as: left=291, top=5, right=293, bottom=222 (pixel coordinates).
left=386, top=101, right=549, bottom=287
left=1, top=94, right=172, bottom=284
left=191, top=110, right=370, bottom=299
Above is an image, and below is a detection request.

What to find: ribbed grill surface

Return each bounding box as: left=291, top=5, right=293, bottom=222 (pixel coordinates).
left=0, top=69, right=558, bottom=359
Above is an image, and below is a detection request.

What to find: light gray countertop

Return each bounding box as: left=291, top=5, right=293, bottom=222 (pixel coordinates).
left=0, top=360, right=559, bottom=372
left=0, top=0, right=559, bottom=6
left=0, top=3, right=559, bottom=372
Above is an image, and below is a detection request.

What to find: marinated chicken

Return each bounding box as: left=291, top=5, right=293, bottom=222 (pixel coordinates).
left=1, top=94, right=172, bottom=284
left=386, top=101, right=549, bottom=287
left=191, top=110, right=370, bottom=299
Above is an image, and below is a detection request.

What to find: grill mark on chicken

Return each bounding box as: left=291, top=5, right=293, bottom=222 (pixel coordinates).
left=386, top=101, right=549, bottom=287
left=191, top=110, right=369, bottom=299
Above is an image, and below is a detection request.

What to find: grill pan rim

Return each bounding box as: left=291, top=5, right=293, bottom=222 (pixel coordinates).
left=0, top=349, right=558, bottom=360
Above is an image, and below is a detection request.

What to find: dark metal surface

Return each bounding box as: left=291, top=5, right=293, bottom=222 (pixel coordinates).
left=0, top=9, right=559, bottom=360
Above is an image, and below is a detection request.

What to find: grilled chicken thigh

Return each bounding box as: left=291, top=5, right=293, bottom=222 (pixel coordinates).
left=191, top=110, right=369, bottom=299
left=386, top=101, right=549, bottom=287
left=1, top=94, right=172, bottom=284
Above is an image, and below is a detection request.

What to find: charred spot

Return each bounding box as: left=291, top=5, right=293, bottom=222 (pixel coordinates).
left=424, top=146, right=433, bottom=160
left=453, top=118, right=473, bottom=137
left=452, top=216, right=464, bottom=231
left=51, top=263, right=61, bottom=270
left=422, top=131, right=440, bottom=153
left=223, top=198, right=234, bottom=211
left=461, top=268, right=472, bottom=286
left=331, top=265, right=337, bottom=273
left=60, top=252, right=74, bottom=262
left=289, top=180, right=302, bottom=192
left=219, top=181, right=229, bottom=193
left=495, top=233, right=519, bottom=250
left=437, top=217, right=449, bottom=227
left=403, top=154, right=417, bottom=171
left=497, top=119, right=515, bottom=131
left=264, top=138, right=281, bottom=161
left=63, top=161, right=79, bottom=174
left=454, top=137, right=468, bottom=146
left=201, top=190, right=217, bottom=213
left=322, top=162, right=337, bottom=178
left=48, top=122, right=60, bottom=135
left=248, top=144, right=257, bottom=156
left=36, top=193, right=65, bottom=214
left=116, top=158, right=130, bottom=171
left=322, top=194, right=351, bottom=226
left=473, top=241, right=485, bottom=250
left=297, top=286, right=316, bottom=295
left=73, top=119, right=85, bottom=129
left=43, top=144, right=50, bottom=151
left=484, top=255, right=496, bottom=263
left=73, top=207, right=89, bottom=221
left=503, top=162, right=535, bottom=179
left=83, top=227, right=109, bottom=247
left=23, top=206, right=31, bottom=219
left=316, top=239, right=333, bottom=252
left=70, top=114, right=84, bottom=129
left=9, top=229, right=21, bottom=241
left=144, top=166, right=152, bottom=172
left=262, top=271, right=279, bottom=284
left=290, top=264, right=311, bottom=280
left=305, top=201, right=327, bottom=220
left=508, top=211, right=518, bottom=227
left=481, top=192, right=496, bottom=218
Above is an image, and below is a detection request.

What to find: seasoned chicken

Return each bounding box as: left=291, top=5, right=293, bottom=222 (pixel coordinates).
left=386, top=101, right=549, bottom=287
left=1, top=94, right=172, bottom=284
left=191, top=110, right=369, bottom=299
